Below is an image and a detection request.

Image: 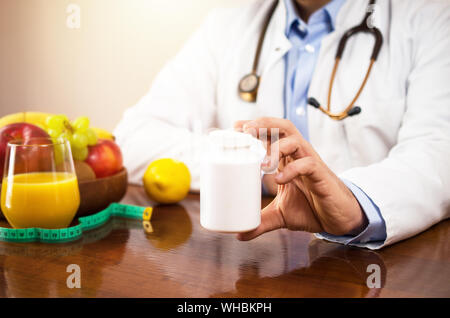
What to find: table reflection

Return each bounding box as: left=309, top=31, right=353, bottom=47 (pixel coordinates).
left=211, top=239, right=386, bottom=297
left=0, top=218, right=135, bottom=297
left=145, top=205, right=192, bottom=251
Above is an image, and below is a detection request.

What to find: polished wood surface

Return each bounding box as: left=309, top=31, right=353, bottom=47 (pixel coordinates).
left=0, top=185, right=449, bottom=297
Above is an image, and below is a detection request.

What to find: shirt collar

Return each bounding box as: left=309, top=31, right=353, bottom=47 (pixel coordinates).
left=284, top=0, right=346, bottom=35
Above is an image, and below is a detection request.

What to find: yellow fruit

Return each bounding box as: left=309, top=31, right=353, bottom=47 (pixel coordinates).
left=0, top=112, right=53, bottom=129
left=24, top=112, right=53, bottom=128
left=91, top=127, right=114, bottom=140
left=0, top=112, right=25, bottom=127
left=143, top=159, right=191, bottom=204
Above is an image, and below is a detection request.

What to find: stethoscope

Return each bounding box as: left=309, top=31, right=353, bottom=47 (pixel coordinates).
left=238, top=0, right=383, bottom=121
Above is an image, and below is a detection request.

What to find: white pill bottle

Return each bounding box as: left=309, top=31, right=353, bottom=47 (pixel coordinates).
left=200, top=130, right=266, bottom=233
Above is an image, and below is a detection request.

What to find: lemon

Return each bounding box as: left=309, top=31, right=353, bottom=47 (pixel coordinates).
left=143, top=158, right=191, bottom=204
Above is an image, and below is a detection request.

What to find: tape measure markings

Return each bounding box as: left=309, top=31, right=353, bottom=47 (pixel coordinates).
left=0, top=203, right=151, bottom=244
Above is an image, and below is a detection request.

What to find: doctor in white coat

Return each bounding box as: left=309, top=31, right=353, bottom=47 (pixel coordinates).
left=114, top=0, right=450, bottom=249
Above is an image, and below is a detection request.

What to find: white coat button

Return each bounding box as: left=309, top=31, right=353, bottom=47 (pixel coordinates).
left=296, top=107, right=305, bottom=116
left=298, top=23, right=306, bottom=33
left=305, top=44, right=315, bottom=53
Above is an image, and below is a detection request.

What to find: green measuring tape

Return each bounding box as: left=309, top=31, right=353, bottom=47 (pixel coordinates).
left=0, top=203, right=153, bottom=244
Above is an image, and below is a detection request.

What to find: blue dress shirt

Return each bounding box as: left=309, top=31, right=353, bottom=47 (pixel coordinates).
left=282, top=0, right=386, bottom=245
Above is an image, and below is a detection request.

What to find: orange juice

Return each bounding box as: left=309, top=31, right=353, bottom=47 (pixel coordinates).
left=1, top=172, right=80, bottom=229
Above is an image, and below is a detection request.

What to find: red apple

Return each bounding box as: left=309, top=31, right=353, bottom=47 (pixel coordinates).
left=85, top=139, right=123, bottom=178
left=0, top=123, right=50, bottom=177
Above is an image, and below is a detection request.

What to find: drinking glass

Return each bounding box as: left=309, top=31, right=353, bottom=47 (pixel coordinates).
left=1, top=137, right=80, bottom=229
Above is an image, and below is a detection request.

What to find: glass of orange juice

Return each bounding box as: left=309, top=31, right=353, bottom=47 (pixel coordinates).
left=1, top=137, right=80, bottom=229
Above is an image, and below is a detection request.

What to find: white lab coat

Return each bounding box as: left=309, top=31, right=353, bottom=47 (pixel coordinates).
left=114, top=0, right=450, bottom=249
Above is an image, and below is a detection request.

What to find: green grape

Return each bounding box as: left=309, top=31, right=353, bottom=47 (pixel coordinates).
left=72, top=116, right=90, bottom=133
left=72, top=132, right=88, bottom=149
left=72, top=146, right=88, bottom=161
left=85, top=128, right=98, bottom=146
left=46, top=115, right=65, bottom=131
left=47, top=128, right=61, bottom=138
left=59, top=114, right=70, bottom=127
left=59, top=131, right=73, bottom=144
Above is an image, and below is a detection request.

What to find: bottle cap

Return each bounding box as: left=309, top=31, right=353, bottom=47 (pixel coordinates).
left=206, top=130, right=266, bottom=163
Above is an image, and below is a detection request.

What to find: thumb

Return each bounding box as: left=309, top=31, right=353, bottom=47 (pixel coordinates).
left=233, top=120, right=251, bottom=132
left=237, top=199, right=285, bottom=241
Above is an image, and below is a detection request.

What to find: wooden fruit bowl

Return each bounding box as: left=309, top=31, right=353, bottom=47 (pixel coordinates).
left=77, top=168, right=128, bottom=216
left=0, top=169, right=128, bottom=220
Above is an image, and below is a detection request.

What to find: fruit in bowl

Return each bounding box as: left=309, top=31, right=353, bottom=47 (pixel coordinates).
left=0, top=112, right=127, bottom=219
left=85, top=139, right=123, bottom=178
left=40, top=114, right=123, bottom=179
left=0, top=112, right=114, bottom=141
left=75, top=138, right=127, bottom=215
left=0, top=123, right=50, bottom=177
left=0, top=112, right=52, bottom=131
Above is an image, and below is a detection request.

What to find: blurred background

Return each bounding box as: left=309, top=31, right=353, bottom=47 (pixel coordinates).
left=0, top=0, right=245, bottom=131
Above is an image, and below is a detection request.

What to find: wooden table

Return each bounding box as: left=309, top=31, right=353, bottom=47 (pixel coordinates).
left=0, top=185, right=449, bottom=298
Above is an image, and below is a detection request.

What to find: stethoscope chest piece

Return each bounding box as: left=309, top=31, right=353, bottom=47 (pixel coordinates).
left=238, top=73, right=260, bottom=103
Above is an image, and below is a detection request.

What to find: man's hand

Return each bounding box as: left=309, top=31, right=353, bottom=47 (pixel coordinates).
left=234, top=118, right=368, bottom=240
